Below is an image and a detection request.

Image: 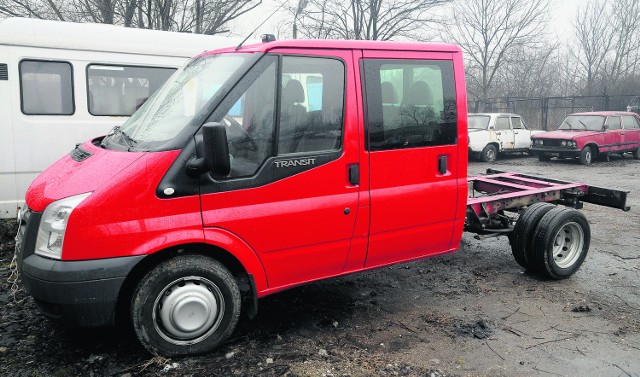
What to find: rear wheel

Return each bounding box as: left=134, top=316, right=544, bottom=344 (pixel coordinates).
left=510, top=202, right=555, bottom=269
left=579, top=146, right=593, bottom=165
left=531, top=207, right=590, bottom=279
left=633, top=147, right=640, bottom=160
left=481, top=144, right=497, bottom=162
left=131, top=255, right=241, bottom=356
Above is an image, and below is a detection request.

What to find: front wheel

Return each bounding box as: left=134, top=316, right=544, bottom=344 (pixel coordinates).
left=481, top=144, right=497, bottom=162
left=579, top=146, right=593, bottom=165
left=131, top=255, right=241, bottom=356
left=531, top=207, right=591, bottom=279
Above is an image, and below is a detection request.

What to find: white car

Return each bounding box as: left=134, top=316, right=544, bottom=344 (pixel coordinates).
left=468, top=113, right=543, bottom=162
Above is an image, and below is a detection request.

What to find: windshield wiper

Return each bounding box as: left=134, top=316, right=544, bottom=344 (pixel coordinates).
left=577, top=119, right=589, bottom=130
left=110, top=126, right=138, bottom=151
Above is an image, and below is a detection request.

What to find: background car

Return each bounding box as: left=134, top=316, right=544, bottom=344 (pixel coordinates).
left=530, top=111, right=640, bottom=165
left=468, top=113, right=542, bottom=162
left=627, top=96, right=639, bottom=115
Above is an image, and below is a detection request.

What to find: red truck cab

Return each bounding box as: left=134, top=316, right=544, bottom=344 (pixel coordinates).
left=16, top=39, right=468, bottom=356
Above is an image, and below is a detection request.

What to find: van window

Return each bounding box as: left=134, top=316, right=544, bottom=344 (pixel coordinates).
left=20, top=60, right=74, bottom=115
left=363, top=59, right=457, bottom=150
left=87, top=65, right=175, bottom=116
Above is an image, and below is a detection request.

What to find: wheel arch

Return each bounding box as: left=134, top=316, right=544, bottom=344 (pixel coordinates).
left=583, top=142, right=600, bottom=157
left=115, top=234, right=267, bottom=326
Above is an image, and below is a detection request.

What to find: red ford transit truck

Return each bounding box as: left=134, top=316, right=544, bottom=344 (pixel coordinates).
left=15, top=39, right=629, bottom=356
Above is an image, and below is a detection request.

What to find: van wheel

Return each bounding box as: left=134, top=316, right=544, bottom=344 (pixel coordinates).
left=481, top=144, right=497, bottom=162
left=131, top=255, right=241, bottom=356
left=633, top=147, right=640, bottom=160
left=531, top=207, right=590, bottom=279
left=579, top=146, right=593, bottom=165
left=510, top=202, right=555, bottom=269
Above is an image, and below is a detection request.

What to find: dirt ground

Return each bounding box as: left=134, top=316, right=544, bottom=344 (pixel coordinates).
left=1, top=153, right=639, bottom=377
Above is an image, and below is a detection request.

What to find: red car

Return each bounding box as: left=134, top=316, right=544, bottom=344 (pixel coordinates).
left=531, top=111, right=640, bottom=165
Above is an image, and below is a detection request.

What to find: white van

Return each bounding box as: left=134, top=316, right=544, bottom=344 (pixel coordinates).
left=0, top=18, right=242, bottom=218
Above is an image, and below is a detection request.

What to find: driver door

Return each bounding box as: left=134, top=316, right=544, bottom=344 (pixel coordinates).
left=199, top=51, right=361, bottom=289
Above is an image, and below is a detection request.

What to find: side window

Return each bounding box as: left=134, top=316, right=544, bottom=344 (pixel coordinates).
left=622, top=115, right=639, bottom=129
left=20, top=60, right=74, bottom=115
left=363, top=59, right=457, bottom=150
left=496, top=117, right=510, bottom=130
left=278, top=56, right=344, bottom=154
left=87, top=65, right=176, bottom=116
left=511, top=117, right=524, bottom=129
left=607, top=116, right=621, bottom=130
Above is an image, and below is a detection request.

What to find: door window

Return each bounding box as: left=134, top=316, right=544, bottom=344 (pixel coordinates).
left=363, top=59, right=457, bottom=150
left=511, top=117, right=524, bottom=129
left=607, top=116, right=621, bottom=130
left=216, top=55, right=345, bottom=179
left=496, top=117, right=510, bottom=130
left=622, top=115, right=639, bottom=129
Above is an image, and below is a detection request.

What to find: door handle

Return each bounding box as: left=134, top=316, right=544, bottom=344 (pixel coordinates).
left=348, top=164, right=360, bottom=185
left=438, top=155, right=447, bottom=175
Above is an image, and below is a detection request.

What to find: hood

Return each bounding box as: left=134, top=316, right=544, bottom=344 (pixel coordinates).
left=532, top=130, right=601, bottom=140
left=25, top=139, right=145, bottom=211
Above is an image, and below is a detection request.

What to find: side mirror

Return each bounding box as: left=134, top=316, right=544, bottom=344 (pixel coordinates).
left=202, top=122, right=230, bottom=177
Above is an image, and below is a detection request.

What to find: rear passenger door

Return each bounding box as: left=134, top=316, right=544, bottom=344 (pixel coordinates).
left=495, top=116, right=514, bottom=150
left=361, top=50, right=464, bottom=267
left=512, top=116, right=531, bottom=149
left=621, top=115, right=640, bottom=150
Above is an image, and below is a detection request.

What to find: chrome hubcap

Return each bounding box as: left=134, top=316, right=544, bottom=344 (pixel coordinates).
left=153, top=277, right=224, bottom=345
left=585, top=150, right=591, bottom=164
left=552, top=222, right=584, bottom=268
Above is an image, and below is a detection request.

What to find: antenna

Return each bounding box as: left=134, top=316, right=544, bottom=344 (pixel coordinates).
left=236, top=3, right=286, bottom=50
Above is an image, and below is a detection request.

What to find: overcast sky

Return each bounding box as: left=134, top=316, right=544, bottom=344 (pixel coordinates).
left=230, top=0, right=584, bottom=43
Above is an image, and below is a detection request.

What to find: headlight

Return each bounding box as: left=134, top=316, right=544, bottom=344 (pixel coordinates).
left=35, top=193, right=91, bottom=259
left=561, top=141, right=567, bottom=146
left=534, top=139, right=543, bottom=145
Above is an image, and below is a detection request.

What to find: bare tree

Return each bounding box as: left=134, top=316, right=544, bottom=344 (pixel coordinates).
left=444, top=0, right=551, bottom=101
left=293, top=0, right=450, bottom=41
left=0, top=0, right=260, bottom=35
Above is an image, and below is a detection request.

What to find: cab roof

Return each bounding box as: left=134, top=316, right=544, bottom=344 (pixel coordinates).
left=201, top=39, right=463, bottom=56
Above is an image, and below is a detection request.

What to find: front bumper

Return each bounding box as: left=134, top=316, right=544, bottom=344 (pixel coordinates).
left=530, top=146, right=580, bottom=158
left=16, top=208, right=143, bottom=327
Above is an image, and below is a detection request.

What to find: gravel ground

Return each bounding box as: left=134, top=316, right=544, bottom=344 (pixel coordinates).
left=1, top=153, right=639, bottom=377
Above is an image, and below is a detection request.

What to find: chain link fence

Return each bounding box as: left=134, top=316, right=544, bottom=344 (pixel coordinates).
left=469, top=94, right=640, bottom=130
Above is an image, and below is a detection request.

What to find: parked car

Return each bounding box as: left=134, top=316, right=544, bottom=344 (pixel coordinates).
left=531, top=111, right=640, bottom=165
left=468, top=113, right=542, bottom=162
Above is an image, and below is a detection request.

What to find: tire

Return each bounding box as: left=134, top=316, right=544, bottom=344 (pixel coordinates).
left=579, top=146, right=593, bottom=165
left=530, top=207, right=591, bottom=280
left=510, top=202, right=555, bottom=269
left=538, top=153, right=551, bottom=162
left=481, top=144, right=497, bottom=162
left=131, top=255, right=241, bottom=356
left=633, top=147, right=640, bottom=160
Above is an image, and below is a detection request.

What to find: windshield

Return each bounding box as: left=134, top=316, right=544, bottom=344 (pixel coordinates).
left=103, top=53, right=252, bottom=150
left=468, top=115, right=490, bottom=130
left=558, top=115, right=605, bottom=131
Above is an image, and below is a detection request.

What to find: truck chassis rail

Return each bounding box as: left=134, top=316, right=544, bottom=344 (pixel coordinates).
left=465, top=169, right=630, bottom=234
